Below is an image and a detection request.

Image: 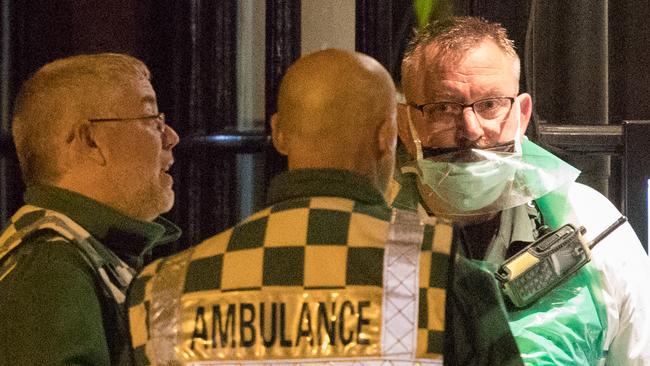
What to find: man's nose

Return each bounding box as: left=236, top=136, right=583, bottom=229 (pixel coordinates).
left=458, top=108, right=484, bottom=142
left=163, top=125, right=180, bottom=150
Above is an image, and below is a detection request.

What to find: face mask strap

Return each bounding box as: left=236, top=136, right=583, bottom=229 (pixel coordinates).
left=512, top=97, right=523, bottom=154
left=406, top=106, right=424, bottom=160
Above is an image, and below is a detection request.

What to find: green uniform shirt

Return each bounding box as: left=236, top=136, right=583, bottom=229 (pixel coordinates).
left=0, top=185, right=180, bottom=366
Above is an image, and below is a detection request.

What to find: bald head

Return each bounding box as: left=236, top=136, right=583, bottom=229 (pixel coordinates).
left=272, top=49, right=397, bottom=193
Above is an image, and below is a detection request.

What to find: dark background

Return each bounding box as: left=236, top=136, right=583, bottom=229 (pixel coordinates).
left=2, top=0, right=649, bottom=256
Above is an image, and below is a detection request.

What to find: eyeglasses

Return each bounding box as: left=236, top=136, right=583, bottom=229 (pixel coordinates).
left=409, top=97, right=515, bottom=130
left=88, top=113, right=166, bottom=133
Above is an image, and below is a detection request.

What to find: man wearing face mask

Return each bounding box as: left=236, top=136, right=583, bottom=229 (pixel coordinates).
left=393, top=16, right=650, bottom=365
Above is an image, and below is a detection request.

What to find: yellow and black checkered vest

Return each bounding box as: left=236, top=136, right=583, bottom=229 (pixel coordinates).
left=0, top=205, right=137, bottom=364
left=129, top=197, right=452, bottom=365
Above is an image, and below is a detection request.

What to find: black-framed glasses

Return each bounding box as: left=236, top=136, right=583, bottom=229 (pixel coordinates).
left=88, top=113, right=166, bottom=132
left=409, top=97, right=515, bottom=129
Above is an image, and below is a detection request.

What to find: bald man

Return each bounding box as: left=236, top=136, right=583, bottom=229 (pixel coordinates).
left=270, top=49, right=396, bottom=193
left=127, top=49, right=519, bottom=365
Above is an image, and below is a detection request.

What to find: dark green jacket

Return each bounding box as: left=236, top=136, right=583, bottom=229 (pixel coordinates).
left=0, top=185, right=180, bottom=366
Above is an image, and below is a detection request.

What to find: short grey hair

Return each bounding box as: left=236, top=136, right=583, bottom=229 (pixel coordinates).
left=403, top=16, right=520, bottom=81
left=12, top=53, right=150, bottom=186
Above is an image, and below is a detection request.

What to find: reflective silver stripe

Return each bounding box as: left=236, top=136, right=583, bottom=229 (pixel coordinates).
left=0, top=205, right=42, bottom=260
left=0, top=205, right=135, bottom=304
left=149, top=249, right=194, bottom=365
left=382, top=209, right=424, bottom=358
left=38, top=212, right=135, bottom=303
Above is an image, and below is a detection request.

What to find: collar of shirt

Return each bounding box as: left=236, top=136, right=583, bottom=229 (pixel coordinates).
left=267, top=168, right=388, bottom=207
left=482, top=203, right=539, bottom=266
left=23, top=184, right=181, bottom=268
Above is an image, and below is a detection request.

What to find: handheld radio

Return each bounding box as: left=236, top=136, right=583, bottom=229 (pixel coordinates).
left=496, top=216, right=627, bottom=308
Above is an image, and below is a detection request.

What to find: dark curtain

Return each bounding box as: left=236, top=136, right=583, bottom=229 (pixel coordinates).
left=145, top=0, right=240, bottom=256
left=263, top=0, right=300, bottom=194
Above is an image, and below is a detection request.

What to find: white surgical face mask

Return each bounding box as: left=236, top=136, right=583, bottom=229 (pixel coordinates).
left=416, top=154, right=519, bottom=212
left=404, top=100, right=576, bottom=217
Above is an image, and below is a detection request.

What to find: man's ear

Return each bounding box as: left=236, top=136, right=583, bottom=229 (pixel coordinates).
left=270, top=113, right=288, bottom=156
left=73, top=123, right=107, bottom=166
left=517, top=93, right=533, bottom=135
left=396, top=103, right=416, bottom=156
left=377, top=115, right=397, bottom=158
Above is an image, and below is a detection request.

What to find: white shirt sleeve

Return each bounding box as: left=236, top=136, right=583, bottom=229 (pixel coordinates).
left=566, top=183, right=650, bottom=366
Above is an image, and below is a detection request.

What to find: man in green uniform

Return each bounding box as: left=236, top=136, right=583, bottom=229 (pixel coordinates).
left=0, top=53, right=181, bottom=365
left=394, top=16, right=650, bottom=365
left=127, top=49, right=521, bottom=365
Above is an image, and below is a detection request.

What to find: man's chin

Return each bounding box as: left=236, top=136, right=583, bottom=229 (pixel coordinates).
left=418, top=190, right=499, bottom=226
left=159, top=191, right=175, bottom=214
left=144, top=190, right=174, bottom=221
